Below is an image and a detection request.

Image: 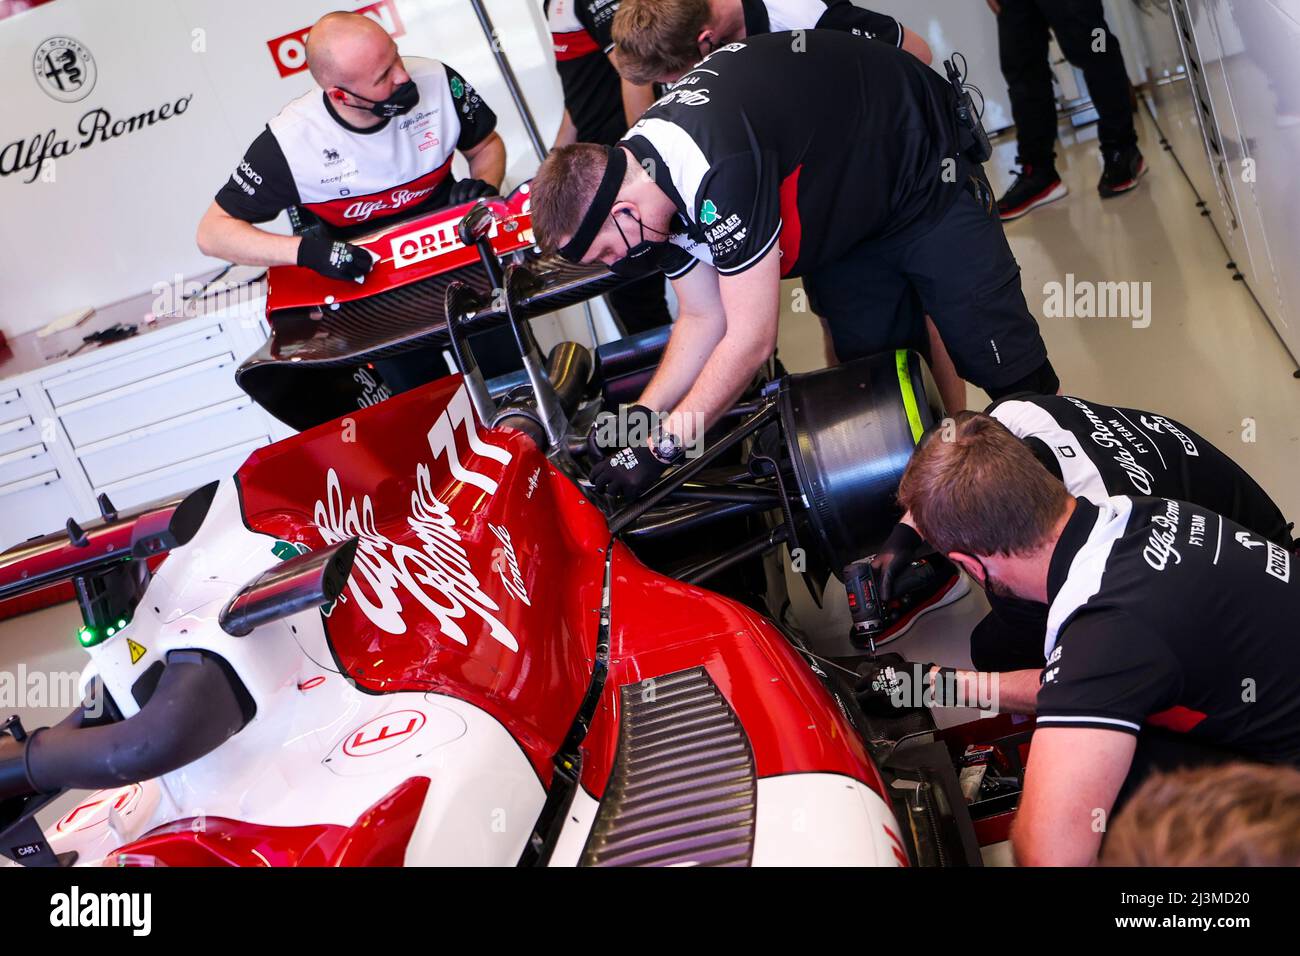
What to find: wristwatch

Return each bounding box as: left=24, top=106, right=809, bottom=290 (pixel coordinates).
left=649, top=423, right=686, bottom=466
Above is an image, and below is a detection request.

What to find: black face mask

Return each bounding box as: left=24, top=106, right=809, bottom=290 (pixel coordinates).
left=974, top=557, right=1018, bottom=600
left=608, top=211, right=674, bottom=279
left=337, top=78, right=419, bottom=118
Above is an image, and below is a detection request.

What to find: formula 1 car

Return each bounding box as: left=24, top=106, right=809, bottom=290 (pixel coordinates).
left=0, top=192, right=1025, bottom=867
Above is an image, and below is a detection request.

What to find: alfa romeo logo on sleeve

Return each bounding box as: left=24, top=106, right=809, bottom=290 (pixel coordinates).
left=33, top=36, right=98, bottom=103
left=449, top=76, right=464, bottom=98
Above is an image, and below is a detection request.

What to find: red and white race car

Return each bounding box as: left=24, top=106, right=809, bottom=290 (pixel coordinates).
left=0, top=193, right=1025, bottom=867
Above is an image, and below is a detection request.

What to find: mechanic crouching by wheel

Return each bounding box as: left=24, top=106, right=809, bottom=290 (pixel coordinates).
left=529, top=31, right=1060, bottom=501
left=875, top=412, right=1300, bottom=866
left=871, top=395, right=1294, bottom=670
left=194, top=11, right=511, bottom=389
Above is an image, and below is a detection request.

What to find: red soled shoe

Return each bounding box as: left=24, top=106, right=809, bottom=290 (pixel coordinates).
left=996, top=163, right=1068, bottom=221
left=1098, top=145, right=1147, bottom=198
left=868, top=555, right=971, bottom=648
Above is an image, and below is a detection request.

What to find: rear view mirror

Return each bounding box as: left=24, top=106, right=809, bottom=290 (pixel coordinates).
left=219, top=538, right=360, bottom=637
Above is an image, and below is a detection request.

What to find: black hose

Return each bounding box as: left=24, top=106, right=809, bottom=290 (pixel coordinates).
left=623, top=499, right=779, bottom=541
left=0, top=649, right=251, bottom=799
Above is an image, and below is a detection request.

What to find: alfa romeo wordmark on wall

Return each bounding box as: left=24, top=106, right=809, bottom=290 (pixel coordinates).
left=0, top=94, right=194, bottom=184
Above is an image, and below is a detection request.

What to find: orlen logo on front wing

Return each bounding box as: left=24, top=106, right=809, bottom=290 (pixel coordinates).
left=267, top=0, right=404, bottom=78
left=390, top=218, right=499, bottom=269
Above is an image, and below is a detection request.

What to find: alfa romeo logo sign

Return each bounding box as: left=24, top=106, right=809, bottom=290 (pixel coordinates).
left=33, top=36, right=97, bottom=103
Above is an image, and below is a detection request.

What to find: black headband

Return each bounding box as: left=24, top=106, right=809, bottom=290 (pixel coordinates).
left=557, top=146, right=628, bottom=262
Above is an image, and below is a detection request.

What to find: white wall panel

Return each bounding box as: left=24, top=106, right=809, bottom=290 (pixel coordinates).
left=0, top=0, right=567, bottom=338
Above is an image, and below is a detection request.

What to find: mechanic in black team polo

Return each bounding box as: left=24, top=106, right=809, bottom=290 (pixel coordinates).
left=530, top=31, right=1059, bottom=500
left=894, top=412, right=1300, bottom=866
left=546, top=0, right=669, bottom=334
left=610, top=0, right=958, bottom=399
left=195, top=11, right=507, bottom=388
left=611, top=0, right=933, bottom=83
left=871, top=394, right=1294, bottom=671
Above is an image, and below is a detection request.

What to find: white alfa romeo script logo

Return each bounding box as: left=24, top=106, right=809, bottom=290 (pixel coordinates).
left=314, top=384, right=520, bottom=650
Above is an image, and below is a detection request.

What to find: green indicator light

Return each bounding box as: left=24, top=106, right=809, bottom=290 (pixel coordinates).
left=106, top=627, right=116, bottom=637
left=117, top=618, right=126, bottom=628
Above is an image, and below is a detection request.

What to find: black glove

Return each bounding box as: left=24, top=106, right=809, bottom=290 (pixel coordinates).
left=855, top=655, right=948, bottom=716
left=586, top=404, right=655, bottom=461
left=872, top=522, right=926, bottom=603
left=855, top=654, right=914, bottom=716
left=297, top=237, right=375, bottom=282
left=589, top=444, right=669, bottom=501
left=448, top=177, right=498, bottom=204
left=855, top=656, right=962, bottom=716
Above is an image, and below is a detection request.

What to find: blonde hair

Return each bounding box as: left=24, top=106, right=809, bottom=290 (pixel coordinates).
left=1103, top=762, right=1300, bottom=866
left=612, top=0, right=712, bottom=85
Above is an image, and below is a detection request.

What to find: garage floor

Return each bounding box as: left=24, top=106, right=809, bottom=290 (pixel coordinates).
left=3, top=104, right=1298, bottom=858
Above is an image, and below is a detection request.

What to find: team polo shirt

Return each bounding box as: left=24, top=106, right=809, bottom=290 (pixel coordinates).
left=988, top=394, right=1293, bottom=546
left=215, top=57, right=497, bottom=238
left=1036, top=496, right=1300, bottom=763
left=618, top=30, right=965, bottom=280
left=742, top=0, right=902, bottom=46
left=546, top=0, right=626, bottom=145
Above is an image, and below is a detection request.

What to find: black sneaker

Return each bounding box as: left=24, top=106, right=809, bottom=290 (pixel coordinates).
left=1098, top=145, right=1147, bottom=198
left=996, top=163, right=1068, bottom=221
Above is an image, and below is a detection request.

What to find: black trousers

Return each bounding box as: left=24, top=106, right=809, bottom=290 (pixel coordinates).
left=804, top=172, right=1056, bottom=397
left=996, top=0, right=1138, bottom=167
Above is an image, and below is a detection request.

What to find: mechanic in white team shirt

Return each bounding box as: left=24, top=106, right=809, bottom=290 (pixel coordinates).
left=196, top=11, right=506, bottom=284
left=611, top=0, right=932, bottom=83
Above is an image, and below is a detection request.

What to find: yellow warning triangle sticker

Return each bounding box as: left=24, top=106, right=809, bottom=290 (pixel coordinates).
left=127, top=639, right=147, bottom=665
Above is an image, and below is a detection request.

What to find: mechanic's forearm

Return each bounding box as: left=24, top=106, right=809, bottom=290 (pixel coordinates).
left=639, top=310, right=726, bottom=415
left=466, top=133, right=506, bottom=188
left=935, top=667, right=1040, bottom=714
left=661, top=334, right=769, bottom=448
left=621, top=78, right=656, bottom=128
left=900, top=27, right=933, bottom=65
left=553, top=109, right=578, bottom=150
left=196, top=208, right=300, bottom=267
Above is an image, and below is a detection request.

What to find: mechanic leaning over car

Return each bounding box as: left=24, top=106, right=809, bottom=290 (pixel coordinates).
left=546, top=0, right=669, bottom=335
left=611, top=0, right=972, bottom=411
left=879, top=412, right=1300, bottom=866
left=871, top=394, right=1294, bottom=673
left=529, top=30, right=1060, bottom=500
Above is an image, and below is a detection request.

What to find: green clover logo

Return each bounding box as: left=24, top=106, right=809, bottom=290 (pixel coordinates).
left=700, top=199, right=719, bottom=225
left=450, top=76, right=464, bottom=98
